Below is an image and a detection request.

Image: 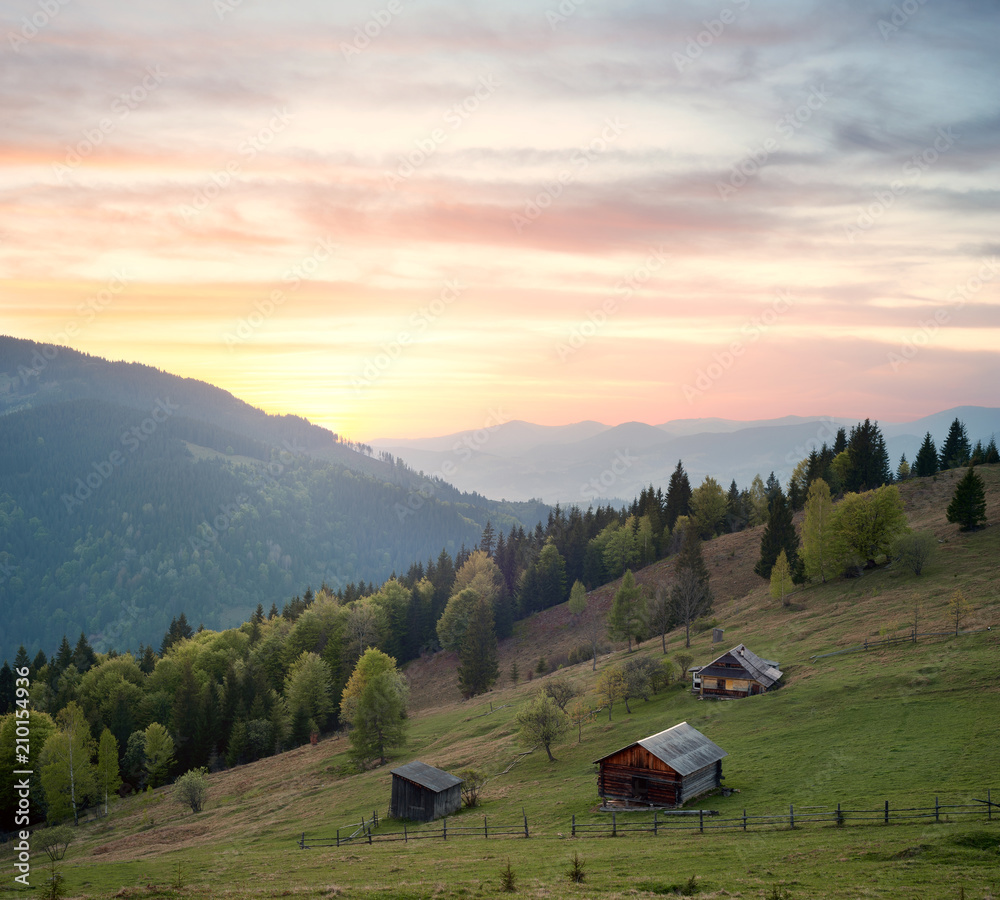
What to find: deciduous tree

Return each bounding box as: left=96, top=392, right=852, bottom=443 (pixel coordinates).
left=515, top=693, right=566, bottom=762
left=40, top=703, right=96, bottom=824
left=830, top=485, right=908, bottom=572
left=801, top=478, right=834, bottom=583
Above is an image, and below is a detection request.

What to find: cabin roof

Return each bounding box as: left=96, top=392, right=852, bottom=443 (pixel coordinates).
left=595, top=721, right=727, bottom=776
left=390, top=761, right=462, bottom=793
left=702, top=643, right=782, bottom=687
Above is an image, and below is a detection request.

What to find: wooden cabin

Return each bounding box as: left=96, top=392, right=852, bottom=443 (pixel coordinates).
left=594, top=721, right=727, bottom=808
left=389, top=761, right=462, bottom=822
left=691, top=644, right=781, bottom=698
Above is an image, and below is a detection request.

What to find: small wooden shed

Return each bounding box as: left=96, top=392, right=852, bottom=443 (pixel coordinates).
left=594, top=721, right=727, bottom=808
left=693, top=644, right=782, bottom=698
left=389, top=761, right=462, bottom=822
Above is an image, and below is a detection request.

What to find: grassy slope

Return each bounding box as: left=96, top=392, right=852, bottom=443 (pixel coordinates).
left=4, top=467, right=999, bottom=900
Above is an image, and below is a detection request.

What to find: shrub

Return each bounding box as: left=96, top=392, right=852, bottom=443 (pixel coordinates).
left=174, top=767, right=209, bottom=813
left=457, top=768, right=486, bottom=808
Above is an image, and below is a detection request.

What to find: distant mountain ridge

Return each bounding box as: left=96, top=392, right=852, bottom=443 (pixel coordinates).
left=372, top=408, right=1000, bottom=504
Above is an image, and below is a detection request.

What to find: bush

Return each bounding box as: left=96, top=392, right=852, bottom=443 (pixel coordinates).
left=567, top=852, right=586, bottom=883
left=891, top=531, right=936, bottom=576
left=174, top=767, right=209, bottom=813
left=499, top=859, right=516, bottom=892
left=39, top=826, right=73, bottom=862
left=457, top=768, right=487, bottom=808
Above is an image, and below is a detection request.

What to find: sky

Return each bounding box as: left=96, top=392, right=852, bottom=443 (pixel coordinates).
left=2, top=0, right=999, bottom=440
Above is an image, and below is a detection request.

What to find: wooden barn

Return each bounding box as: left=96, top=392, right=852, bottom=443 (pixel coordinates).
left=594, top=722, right=727, bottom=808
left=389, top=761, right=462, bottom=822
left=691, top=644, right=782, bottom=699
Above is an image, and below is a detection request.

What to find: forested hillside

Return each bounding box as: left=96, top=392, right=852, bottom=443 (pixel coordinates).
left=0, top=366, right=548, bottom=660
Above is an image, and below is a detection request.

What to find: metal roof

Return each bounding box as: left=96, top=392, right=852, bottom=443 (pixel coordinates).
left=703, top=644, right=782, bottom=688
left=390, top=761, right=462, bottom=793
left=596, top=721, right=727, bottom=776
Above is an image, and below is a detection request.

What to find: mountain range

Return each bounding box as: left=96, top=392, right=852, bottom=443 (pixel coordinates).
left=373, top=408, right=1000, bottom=505
left=0, top=336, right=547, bottom=661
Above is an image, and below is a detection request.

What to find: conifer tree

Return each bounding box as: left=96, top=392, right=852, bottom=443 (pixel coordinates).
left=664, top=461, right=692, bottom=532
left=845, top=419, right=891, bottom=491
left=985, top=436, right=999, bottom=465
left=607, top=570, right=644, bottom=652
left=946, top=466, right=987, bottom=531
left=457, top=596, right=499, bottom=697
left=754, top=488, right=801, bottom=581
left=939, top=418, right=971, bottom=469
left=914, top=432, right=938, bottom=477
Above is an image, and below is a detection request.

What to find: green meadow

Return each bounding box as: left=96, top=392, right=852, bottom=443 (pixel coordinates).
left=3, top=468, right=999, bottom=899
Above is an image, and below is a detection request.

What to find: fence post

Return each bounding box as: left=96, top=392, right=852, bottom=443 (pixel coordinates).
left=572, top=814, right=576, bottom=837
left=789, top=804, right=794, bottom=829
left=367, top=827, right=372, bottom=845
left=699, top=809, right=704, bottom=834
left=864, top=638, right=868, bottom=651
left=613, top=812, right=617, bottom=837
left=404, top=823, right=407, bottom=843
left=935, top=796, right=940, bottom=823
left=443, top=818, right=447, bottom=841
left=300, top=832, right=305, bottom=849
left=653, top=811, right=658, bottom=836
left=523, top=810, right=529, bottom=838
left=885, top=800, right=889, bottom=825
left=336, top=828, right=340, bottom=848
left=743, top=809, right=747, bottom=831
left=484, top=815, right=488, bottom=839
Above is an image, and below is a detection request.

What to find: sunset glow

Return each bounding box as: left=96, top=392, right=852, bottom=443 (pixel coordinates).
left=3, top=0, right=999, bottom=439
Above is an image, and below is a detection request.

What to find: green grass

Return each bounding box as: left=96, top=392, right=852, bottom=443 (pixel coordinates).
left=3, top=469, right=999, bottom=899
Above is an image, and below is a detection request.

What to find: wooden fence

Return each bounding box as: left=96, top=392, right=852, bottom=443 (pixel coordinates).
left=571, top=792, right=998, bottom=837
left=811, top=627, right=993, bottom=661
left=299, top=813, right=530, bottom=848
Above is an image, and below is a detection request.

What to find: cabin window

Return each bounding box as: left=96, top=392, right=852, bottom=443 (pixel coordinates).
left=631, top=776, right=649, bottom=799
left=716, top=678, right=726, bottom=690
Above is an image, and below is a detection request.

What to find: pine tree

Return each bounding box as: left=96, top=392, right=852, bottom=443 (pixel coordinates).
left=984, top=436, right=1000, bottom=465
left=754, top=488, right=801, bottom=580
left=664, top=461, right=692, bottom=532
left=946, top=466, right=987, bottom=531
left=457, top=596, right=499, bottom=697
left=896, top=454, right=910, bottom=480
left=914, top=432, right=938, bottom=477
left=845, top=419, right=891, bottom=491
left=939, top=418, right=971, bottom=469
left=72, top=633, right=96, bottom=673
left=607, top=570, right=644, bottom=652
